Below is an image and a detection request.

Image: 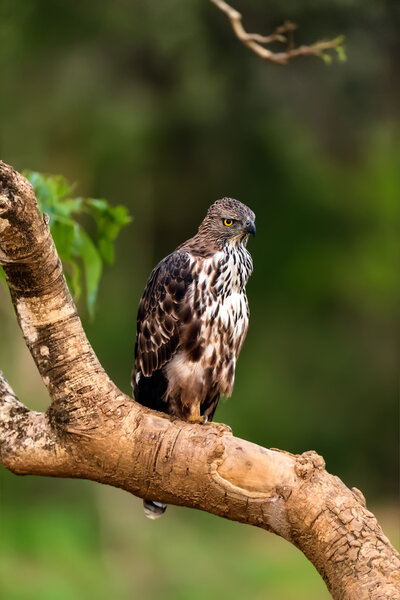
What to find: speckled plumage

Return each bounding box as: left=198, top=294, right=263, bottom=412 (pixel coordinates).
left=132, top=197, right=255, bottom=424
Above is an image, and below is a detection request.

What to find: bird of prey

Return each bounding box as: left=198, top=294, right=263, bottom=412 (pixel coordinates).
left=132, top=197, right=255, bottom=518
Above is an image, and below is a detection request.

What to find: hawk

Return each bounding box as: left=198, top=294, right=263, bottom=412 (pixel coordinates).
left=132, top=197, right=255, bottom=518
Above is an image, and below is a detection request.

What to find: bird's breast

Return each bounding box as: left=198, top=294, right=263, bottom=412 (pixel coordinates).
left=164, top=248, right=251, bottom=399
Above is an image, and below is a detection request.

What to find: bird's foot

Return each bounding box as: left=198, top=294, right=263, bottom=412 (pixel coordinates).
left=187, top=414, right=208, bottom=424
left=187, top=414, right=232, bottom=434
left=207, top=421, right=232, bottom=434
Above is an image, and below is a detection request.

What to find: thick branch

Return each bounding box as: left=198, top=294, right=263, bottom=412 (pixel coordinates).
left=210, top=0, right=344, bottom=65
left=0, top=161, right=399, bottom=600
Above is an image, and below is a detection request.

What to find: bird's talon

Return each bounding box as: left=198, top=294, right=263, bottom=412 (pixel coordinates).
left=187, top=415, right=207, bottom=424
left=208, top=421, right=232, bottom=434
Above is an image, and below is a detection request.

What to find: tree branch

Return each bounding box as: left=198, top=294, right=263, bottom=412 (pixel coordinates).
left=0, top=161, right=399, bottom=600
left=210, top=0, right=345, bottom=65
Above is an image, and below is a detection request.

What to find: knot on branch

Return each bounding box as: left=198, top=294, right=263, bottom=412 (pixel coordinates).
left=0, top=160, right=36, bottom=217
left=0, top=161, right=43, bottom=264
left=275, top=485, right=292, bottom=501
left=351, top=486, right=367, bottom=508
left=0, top=192, right=12, bottom=216
left=295, top=450, right=325, bottom=479
left=0, top=161, right=24, bottom=198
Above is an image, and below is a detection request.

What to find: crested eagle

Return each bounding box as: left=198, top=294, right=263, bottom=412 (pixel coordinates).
left=132, top=197, right=255, bottom=517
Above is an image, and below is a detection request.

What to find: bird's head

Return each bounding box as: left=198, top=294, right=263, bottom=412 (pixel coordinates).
left=198, top=197, right=256, bottom=247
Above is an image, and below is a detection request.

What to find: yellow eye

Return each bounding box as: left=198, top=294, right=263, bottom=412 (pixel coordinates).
left=223, top=218, right=234, bottom=227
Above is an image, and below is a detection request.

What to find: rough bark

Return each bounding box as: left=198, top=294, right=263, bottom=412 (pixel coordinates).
left=0, top=161, right=398, bottom=600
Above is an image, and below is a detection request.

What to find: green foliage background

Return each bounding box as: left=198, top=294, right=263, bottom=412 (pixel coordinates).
left=0, top=1, right=398, bottom=599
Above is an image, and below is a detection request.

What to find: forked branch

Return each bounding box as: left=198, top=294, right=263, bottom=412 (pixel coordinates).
left=210, top=0, right=345, bottom=65
left=0, top=161, right=399, bottom=600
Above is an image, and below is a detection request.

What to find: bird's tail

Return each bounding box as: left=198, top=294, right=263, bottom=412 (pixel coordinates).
left=143, top=499, right=167, bottom=519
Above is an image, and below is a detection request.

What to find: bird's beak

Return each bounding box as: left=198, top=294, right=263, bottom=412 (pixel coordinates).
left=244, top=220, right=256, bottom=237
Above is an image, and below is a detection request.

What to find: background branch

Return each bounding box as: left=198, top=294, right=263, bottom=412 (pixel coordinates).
left=0, top=161, right=399, bottom=599
left=210, top=0, right=345, bottom=64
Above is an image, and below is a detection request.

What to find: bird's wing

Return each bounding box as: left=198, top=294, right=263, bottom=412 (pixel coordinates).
left=134, top=250, right=194, bottom=377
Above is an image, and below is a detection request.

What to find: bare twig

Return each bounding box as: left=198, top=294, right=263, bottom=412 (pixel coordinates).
left=210, top=0, right=345, bottom=65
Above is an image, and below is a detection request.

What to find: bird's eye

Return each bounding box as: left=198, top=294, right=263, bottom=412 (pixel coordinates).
left=223, top=218, right=234, bottom=227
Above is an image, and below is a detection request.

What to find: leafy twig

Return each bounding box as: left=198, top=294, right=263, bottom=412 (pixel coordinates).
left=210, top=0, right=346, bottom=65
left=23, top=171, right=131, bottom=319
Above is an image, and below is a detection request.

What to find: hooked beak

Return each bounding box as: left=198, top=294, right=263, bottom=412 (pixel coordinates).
left=244, top=220, right=256, bottom=237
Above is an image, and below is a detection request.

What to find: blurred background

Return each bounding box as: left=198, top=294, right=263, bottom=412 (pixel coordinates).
left=0, top=1, right=399, bottom=598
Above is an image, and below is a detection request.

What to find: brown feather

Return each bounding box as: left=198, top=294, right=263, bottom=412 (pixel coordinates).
left=132, top=197, right=255, bottom=423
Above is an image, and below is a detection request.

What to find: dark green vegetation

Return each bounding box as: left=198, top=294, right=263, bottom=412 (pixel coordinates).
left=0, top=1, right=398, bottom=598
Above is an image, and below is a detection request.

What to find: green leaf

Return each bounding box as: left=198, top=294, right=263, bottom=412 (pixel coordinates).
left=23, top=171, right=76, bottom=219
left=20, top=170, right=131, bottom=319
left=99, top=237, right=115, bottom=264
left=336, top=45, right=347, bottom=62
left=65, top=260, right=82, bottom=301
left=321, top=53, right=332, bottom=65
left=50, top=220, right=75, bottom=260
left=85, top=198, right=132, bottom=263
left=71, top=226, right=102, bottom=320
